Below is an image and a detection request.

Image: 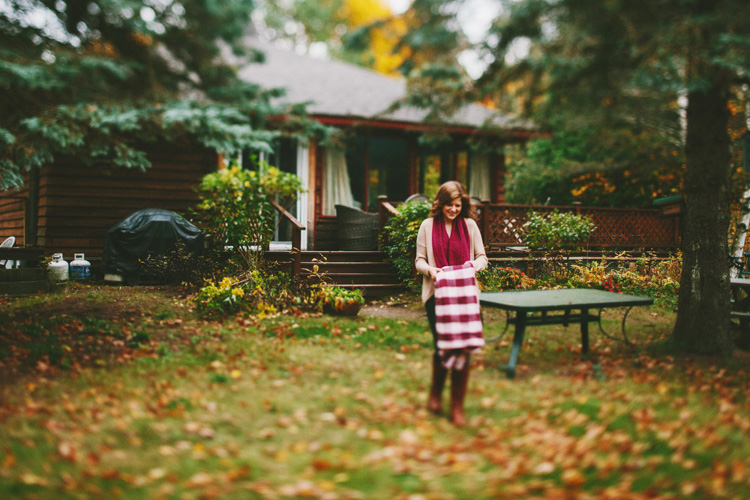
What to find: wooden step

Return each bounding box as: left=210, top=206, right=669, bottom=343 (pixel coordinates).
left=300, top=251, right=387, bottom=263
left=266, top=250, right=405, bottom=297
left=302, top=262, right=395, bottom=273
left=301, top=272, right=403, bottom=285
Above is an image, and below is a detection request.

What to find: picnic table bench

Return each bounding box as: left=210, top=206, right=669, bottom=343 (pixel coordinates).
left=480, top=289, right=654, bottom=378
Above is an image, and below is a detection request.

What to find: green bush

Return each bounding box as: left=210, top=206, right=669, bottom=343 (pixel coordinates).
left=379, top=201, right=431, bottom=284
left=194, top=267, right=303, bottom=318
left=196, top=163, right=304, bottom=269
left=565, top=260, right=620, bottom=292
left=555, top=253, right=681, bottom=306
left=523, top=210, right=596, bottom=281
left=140, top=243, right=227, bottom=290
left=523, top=210, right=595, bottom=251
left=614, top=253, right=681, bottom=306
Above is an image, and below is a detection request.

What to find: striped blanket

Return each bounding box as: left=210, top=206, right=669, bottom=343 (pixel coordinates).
left=434, top=262, right=484, bottom=369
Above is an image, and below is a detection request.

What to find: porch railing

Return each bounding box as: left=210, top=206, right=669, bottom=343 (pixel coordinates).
left=378, top=198, right=681, bottom=252
left=270, top=200, right=305, bottom=275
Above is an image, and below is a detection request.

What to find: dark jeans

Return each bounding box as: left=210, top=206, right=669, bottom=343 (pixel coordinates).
left=425, top=296, right=440, bottom=363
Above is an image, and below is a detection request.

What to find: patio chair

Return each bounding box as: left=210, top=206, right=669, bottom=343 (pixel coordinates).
left=335, top=205, right=379, bottom=251
left=405, top=193, right=429, bottom=204
left=0, top=236, right=16, bottom=269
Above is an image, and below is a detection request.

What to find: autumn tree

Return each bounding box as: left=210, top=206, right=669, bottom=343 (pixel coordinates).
left=0, top=0, right=327, bottom=190
left=255, top=0, right=409, bottom=76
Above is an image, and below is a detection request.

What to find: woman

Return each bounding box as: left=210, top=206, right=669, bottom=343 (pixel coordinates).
left=415, top=181, right=488, bottom=426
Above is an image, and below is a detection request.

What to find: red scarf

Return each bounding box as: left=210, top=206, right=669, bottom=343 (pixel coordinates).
left=432, top=215, right=470, bottom=268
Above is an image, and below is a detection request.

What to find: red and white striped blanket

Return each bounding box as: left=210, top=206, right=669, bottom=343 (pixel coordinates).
left=434, top=262, right=484, bottom=369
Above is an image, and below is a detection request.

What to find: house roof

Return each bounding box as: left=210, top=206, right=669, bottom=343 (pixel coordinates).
left=237, top=39, right=537, bottom=136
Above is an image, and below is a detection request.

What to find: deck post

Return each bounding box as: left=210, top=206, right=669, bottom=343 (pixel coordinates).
left=481, top=199, right=491, bottom=250
left=291, top=225, right=301, bottom=277
left=378, top=195, right=389, bottom=239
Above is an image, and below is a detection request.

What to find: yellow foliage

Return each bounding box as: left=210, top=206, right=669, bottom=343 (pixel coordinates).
left=571, top=172, right=616, bottom=199
left=344, top=0, right=389, bottom=26
left=340, top=0, right=408, bottom=76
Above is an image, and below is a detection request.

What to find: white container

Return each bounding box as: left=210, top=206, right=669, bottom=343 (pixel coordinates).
left=48, top=253, right=69, bottom=281
left=70, top=253, right=91, bottom=280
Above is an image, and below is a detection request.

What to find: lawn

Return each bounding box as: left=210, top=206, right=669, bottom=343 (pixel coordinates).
left=1, top=284, right=749, bottom=499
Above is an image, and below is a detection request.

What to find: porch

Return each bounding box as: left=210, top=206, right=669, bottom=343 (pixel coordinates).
left=270, top=196, right=681, bottom=296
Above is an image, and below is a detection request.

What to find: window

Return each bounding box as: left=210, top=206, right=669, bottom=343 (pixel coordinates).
left=417, top=142, right=492, bottom=200
left=417, top=142, right=453, bottom=198
left=367, top=137, right=409, bottom=210
left=324, top=134, right=410, bottom=214
left=243, top=137, right=299, bottom=241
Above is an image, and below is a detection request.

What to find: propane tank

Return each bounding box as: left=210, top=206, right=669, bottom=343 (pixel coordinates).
left=48, top=253, right=69, bottom=281
left=70, top=253, right=91, bottom=280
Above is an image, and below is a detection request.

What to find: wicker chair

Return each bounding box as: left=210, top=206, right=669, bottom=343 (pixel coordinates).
left=335, top=205, right=379, bottom=251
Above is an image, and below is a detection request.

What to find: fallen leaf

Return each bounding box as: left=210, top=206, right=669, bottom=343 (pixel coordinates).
left=186, top=472, right=213, bottom=487
left=561, top=468, right=585, bottom=487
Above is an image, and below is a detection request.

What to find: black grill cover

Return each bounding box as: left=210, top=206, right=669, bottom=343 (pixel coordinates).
left=102, top=209, right=203, bottom=280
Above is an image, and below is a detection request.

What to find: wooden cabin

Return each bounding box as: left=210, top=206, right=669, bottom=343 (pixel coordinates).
left=236, top=39, right=540, bottom=252
left=0, top=39, right=540, bottom=265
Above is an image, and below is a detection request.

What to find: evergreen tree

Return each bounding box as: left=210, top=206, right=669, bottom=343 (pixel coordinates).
left=0, top=0, right=327, bottom=190
left=478, top=0, right=750, bottom=355
left=378, top=0, right=749, bottom=354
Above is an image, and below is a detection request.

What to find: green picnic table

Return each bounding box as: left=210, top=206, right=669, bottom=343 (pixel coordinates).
left=480, top=289, right=654, bottom=378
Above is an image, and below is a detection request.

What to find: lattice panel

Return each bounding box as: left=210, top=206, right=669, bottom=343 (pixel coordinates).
left=481, top=205, right=678, bottom=250
left=582, top=208, right=677, bottom=248
left=485, top=207, right=533, bottom=247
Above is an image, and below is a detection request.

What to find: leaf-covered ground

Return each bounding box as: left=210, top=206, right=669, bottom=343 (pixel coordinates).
left=0, top=284, right=749, bottom=499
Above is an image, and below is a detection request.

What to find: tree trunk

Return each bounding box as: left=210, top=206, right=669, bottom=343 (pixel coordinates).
left=672, top=78, right=734, bottom=356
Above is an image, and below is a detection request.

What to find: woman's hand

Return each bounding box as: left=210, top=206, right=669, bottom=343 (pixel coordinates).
left=428, top=267, right=442, bottom=280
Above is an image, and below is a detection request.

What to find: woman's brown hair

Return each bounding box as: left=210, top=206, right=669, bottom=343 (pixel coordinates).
left=428, top=181, right=476, bottom=220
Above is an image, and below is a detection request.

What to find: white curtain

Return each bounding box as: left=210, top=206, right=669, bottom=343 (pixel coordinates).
left=323, top=148, right=355, bottom=215
left=469, top=153, right=491, bottom=200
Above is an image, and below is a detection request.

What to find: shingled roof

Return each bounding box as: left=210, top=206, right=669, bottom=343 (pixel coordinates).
left=238, top=39, right=536, bottom=134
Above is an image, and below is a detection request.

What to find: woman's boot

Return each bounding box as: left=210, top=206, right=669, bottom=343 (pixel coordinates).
left=450, top=356, right=471, bottom=426
left=427, top=354, right=448, bottom=414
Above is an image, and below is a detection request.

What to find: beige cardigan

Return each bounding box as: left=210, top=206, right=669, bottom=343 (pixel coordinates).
left=414, top=217, right=488, bottom=303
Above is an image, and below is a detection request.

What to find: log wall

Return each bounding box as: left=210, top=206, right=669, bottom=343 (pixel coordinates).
left=6, top=146, right=216, bottom=263
left=0, top=188, right=29, bottom=247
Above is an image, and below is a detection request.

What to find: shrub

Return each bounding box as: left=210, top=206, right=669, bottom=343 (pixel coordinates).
left=315, top=286, right=365, bottom=314
left=565, top=260, right=620, bottom=292
left=523, top=210, right=595, bottom=251
left=196, top=163, right=304, bottom=269
left=614, top=252, right=681, bottom=306
left=523, top=210, right=596, bottom=281
left=560, top=253, right=681, bottom=306
left=477, top=264, right=531, bottom=291
left=379, top=201, right=431, bottom=284
left=140, top=243, right=227, bottom=290
left=194, top=267, right=303, bottom=318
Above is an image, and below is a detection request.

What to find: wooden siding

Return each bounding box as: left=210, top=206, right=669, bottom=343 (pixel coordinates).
left=34, top=146, right=215, bottom=261
left=0, top=188, right=29, bottom=246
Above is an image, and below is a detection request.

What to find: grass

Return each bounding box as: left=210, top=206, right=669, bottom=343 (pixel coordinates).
left=0, top=283, right=749, bottom=499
